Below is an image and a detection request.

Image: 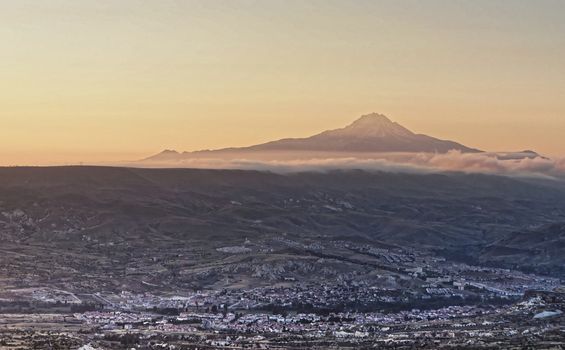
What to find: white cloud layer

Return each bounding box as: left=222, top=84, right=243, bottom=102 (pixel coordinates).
left=127, top=151, right=565, bottom=180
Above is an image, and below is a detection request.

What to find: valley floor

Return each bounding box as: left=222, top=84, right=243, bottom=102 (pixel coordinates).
left=0, top=291, right=564, bottom=349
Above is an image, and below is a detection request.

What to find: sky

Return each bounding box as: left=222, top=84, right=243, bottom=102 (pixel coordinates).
left=1, top=0, right=564, bottom=165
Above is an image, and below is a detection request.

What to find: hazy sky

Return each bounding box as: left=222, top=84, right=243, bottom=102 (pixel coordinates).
left=1, top=0, right=564, bottom=165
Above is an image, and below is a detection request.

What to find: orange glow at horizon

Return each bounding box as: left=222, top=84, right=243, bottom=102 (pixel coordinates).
left=1, top=1, right=565, bottom=165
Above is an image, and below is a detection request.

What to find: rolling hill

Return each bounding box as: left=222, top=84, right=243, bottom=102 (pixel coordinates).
left=1, top=166, right=564, bottom=293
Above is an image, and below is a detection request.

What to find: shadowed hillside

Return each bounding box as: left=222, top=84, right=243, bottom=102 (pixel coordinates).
left=1, top=166, right=565, bottom=293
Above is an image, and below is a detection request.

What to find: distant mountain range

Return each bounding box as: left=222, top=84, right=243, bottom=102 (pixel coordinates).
left=144, top=113, right=482, bottom=162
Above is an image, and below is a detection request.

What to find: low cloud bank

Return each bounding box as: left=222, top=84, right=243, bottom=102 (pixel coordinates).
left=132, top=151, right=565, bottom=179
left=424, top=151, right=565, bottom=178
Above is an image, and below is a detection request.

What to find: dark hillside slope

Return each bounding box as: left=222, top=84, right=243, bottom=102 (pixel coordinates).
left=1, top=166, right=564, bottom=290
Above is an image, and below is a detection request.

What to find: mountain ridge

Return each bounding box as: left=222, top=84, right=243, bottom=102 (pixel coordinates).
left=145, top=113, right=481, bottom=162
